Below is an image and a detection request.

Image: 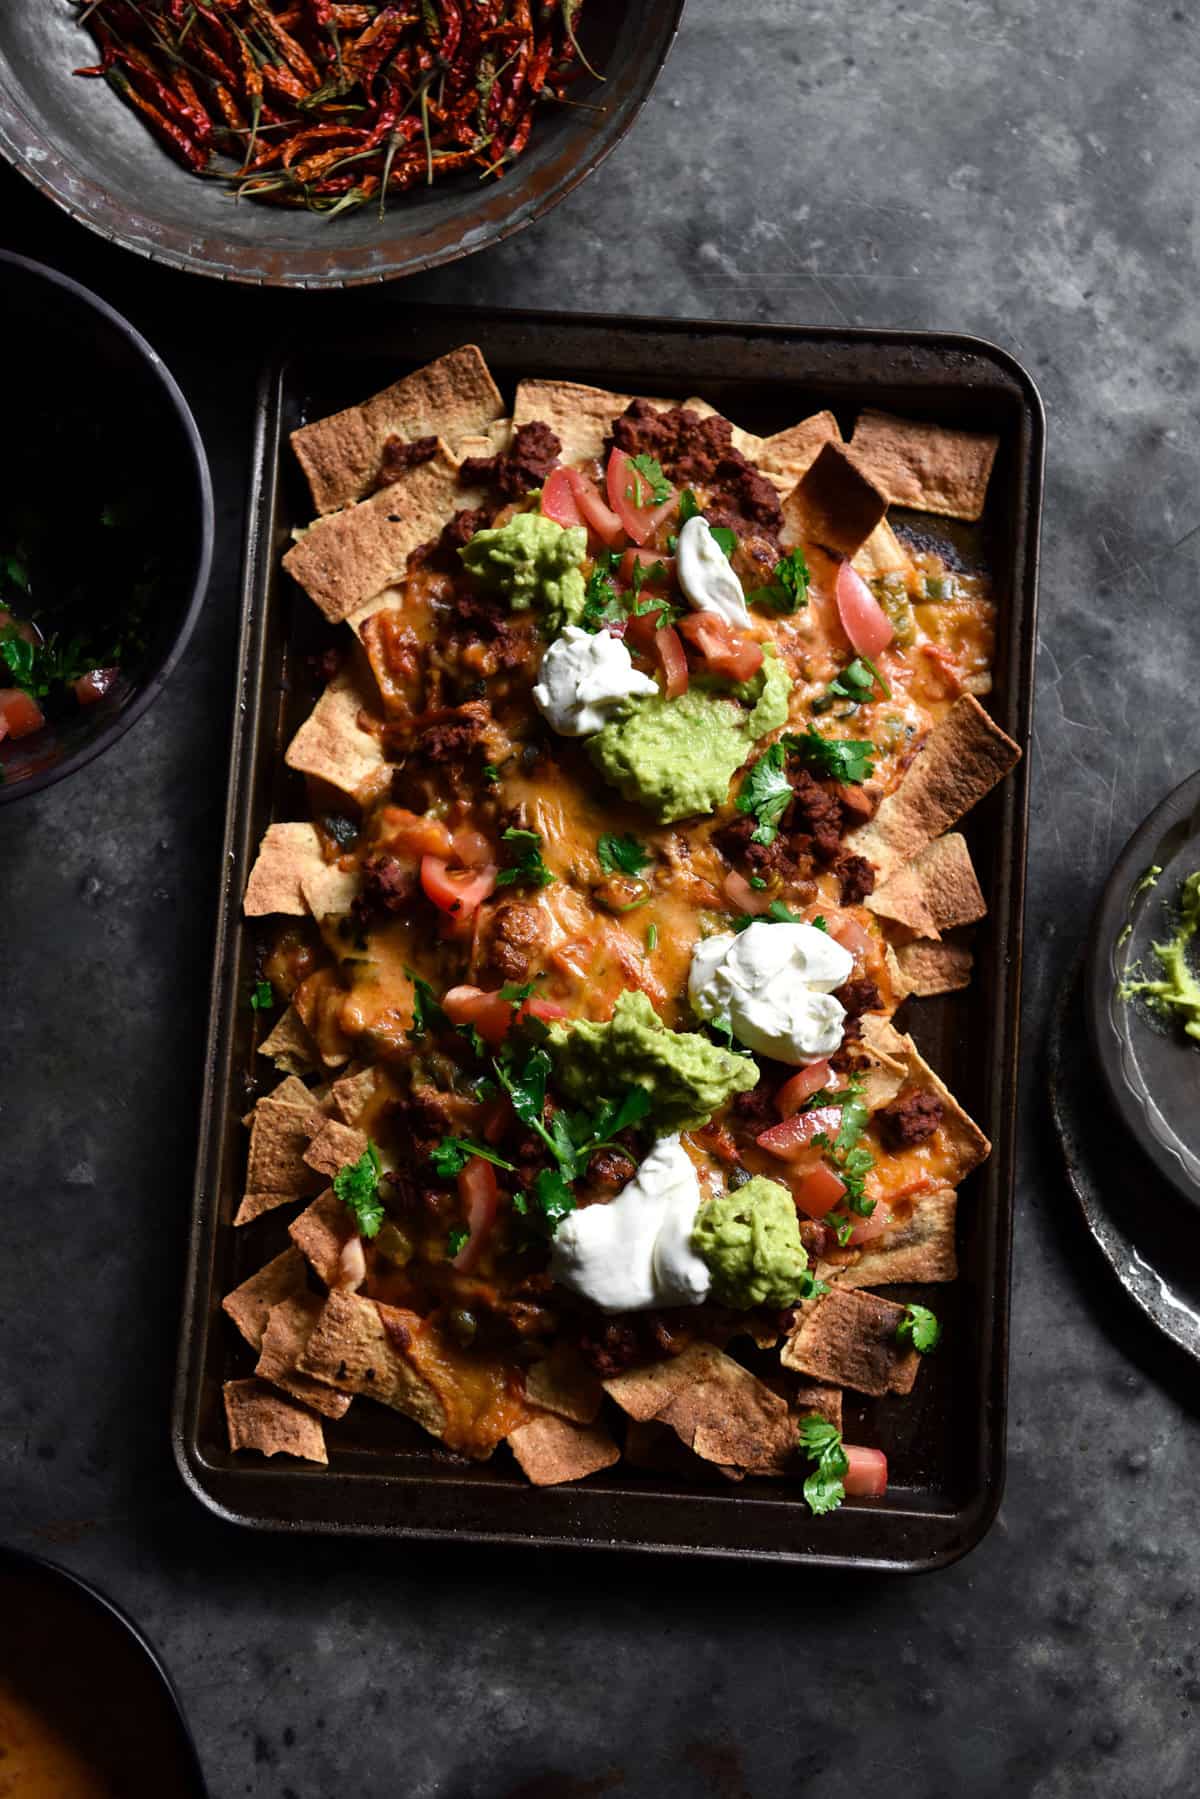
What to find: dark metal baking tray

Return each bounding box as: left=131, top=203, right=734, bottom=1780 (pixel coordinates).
left=173, top=307, right=1043, bottom=1571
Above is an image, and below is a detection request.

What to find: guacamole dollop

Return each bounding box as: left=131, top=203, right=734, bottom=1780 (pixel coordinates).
left=588, top=645, right=792, bottom=823
left=459, top=512, right=587, bottom=628
left=690, top=1176, right=812, bottom=1309
left=547, top=989, right=759, bottom=1133
left=1120, top=868, right=1200, bottom=1041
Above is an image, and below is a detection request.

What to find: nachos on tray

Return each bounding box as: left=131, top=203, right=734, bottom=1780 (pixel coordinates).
left=222, top=345, right=1019, bottom=1506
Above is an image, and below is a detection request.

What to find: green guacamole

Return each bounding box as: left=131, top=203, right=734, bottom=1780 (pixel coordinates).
left=588, top=645, right=792, bottom=823
left=1120, top=869, right=1200, bottom=1041
left=691, top=1176, right=812, bottom=1309
left=459, top=512, right=587, bottom=628
left=547, top=989, right=758, bottom=1133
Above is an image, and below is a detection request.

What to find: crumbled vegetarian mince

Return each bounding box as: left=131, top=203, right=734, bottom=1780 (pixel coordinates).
left=836, top=852, right=876, bottom=906
left=711, top=813, right=806, bottom=881
left=482, top=900, right=547, bottom=984
left=785, top=769, right=845, bottom=863
left=577, top=1310, right=686, bottom=1377
left=730, top=1086, right=781, bottom=1134
left=586, top=1146, right=638, bottom=1190
left=353, top=854, right=415, bottom=922
left=878, top=1089, right=945, bottom=1149
left=438, top=505, right=495, bottom=555
left=460, top=420, right=562, bottom=499
left=609, top=401, right=783, bottom=538
left=370, top=433, right=439, bottom=495
left=834, top=976, right=884, bottom=1019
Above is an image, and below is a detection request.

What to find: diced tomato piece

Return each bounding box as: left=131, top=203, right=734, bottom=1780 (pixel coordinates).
left=835, top=560, right=894, bottom=660
left=442, top=984, right=513, bottom=1048
left=378, top=807, right=455, bottom=860
left=540, top=466, right=584, bottom=530
left=842, top=1445, right=888, bottom=1498
left=519, top=997, right=569, bottom=1025
left=605, top=448, right=676, bottom=546
left=793, top=1163, right=847, bottom=1217
left=846, top=1201, right=893, bottom=1246
left=655, top=625, right=688, bottom=697
left=0, top=688, right=44, bottom=740
left=565, top=468, right=625, bottom=548
left=677, top=611, right=764, bottom=682
left=72, top=667, right=120, bottom=707
left=723, top=870, right=773, bottom=915
left=757, top=1105, right=845, bottom=1161
left=453, top=1157, right=500, bottom=1273
left=619, top=547, right=675, bottom=588
left=420, top=856, right=497, bottom=918
left=778, top=1061, right=833, bottom=1117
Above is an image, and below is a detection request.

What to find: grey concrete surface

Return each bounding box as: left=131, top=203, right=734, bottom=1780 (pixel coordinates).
left=3, top=1, right=1200, bottom=1794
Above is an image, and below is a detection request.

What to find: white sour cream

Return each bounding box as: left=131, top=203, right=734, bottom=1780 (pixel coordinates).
left=532, top=624, right=658, bottom=737
left=688, top=921, right=854, bottom=1062
left=676, top=515, right=751, bottom=626
left=550, top=1135, right=712, bottom=1312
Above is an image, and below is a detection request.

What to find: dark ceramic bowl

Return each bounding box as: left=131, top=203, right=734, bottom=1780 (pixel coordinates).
left=0, top=3, right=685, bottom=289
left=0, top=1546, right=207, bottom=1795
left=0, top=252, right=212, bottom=805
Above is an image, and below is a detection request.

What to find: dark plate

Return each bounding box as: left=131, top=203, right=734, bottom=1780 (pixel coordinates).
left=0, top=3, right=683, bottom=289
left=173, top=308, right=1043, bottom=1571
left=0, top=1546, right=207, bottom=1795
left=1085, top=769, right=1200, bottom=1209
left=0, top=251, right=213, bottom=804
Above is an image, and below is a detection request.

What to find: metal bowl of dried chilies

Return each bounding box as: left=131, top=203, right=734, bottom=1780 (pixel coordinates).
left=0, top=0, right=685, bottom=289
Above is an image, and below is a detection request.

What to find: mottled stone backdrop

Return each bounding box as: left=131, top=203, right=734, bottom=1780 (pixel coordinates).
left=2, top=2, right=1198, bottom=1794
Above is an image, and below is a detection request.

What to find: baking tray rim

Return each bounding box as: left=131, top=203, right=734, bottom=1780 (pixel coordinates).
left=172, top=302, right=1044, bottom=1573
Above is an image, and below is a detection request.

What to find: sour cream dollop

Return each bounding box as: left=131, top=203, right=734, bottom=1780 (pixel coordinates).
left=676, top=514, right=751, bottom=626
left=688, top=921, right=854, bottom=1062
left=550, top=1135, right=712, bottom=1312
left=532, top=624, right=658, bottom=737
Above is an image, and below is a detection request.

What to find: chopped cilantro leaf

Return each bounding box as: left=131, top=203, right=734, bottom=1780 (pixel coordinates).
left=709, top=525, right=737, bottom=559
left=797, top=1414, right=850, bottom=1516
left=749, top=875, right=768, bottom=890
left=581, top=550, right=625, bottom=632
left=447, top=1226, right=469, bottom=1257
left=732, top=899, right=802, bottom=931
left=333, top=1141, right=385, bottom=1239
left=406, top=969, right=448, bottom=1038
left=735, top=743, right=793, bottom=846
left=786, top=727, right=875, bottom=785
left=533, top=1166, right=576, bottom=1227
left=896, top=1303, right=941, bottom=1354
left=598, top=832, right=651, bottom=876
left=249, top=979, right=274, bottom=1011
left=429, top=1137, right=518, bottom=1177
left=828, top=1213, right=855, bottom=1247
left=812, top=915, right=828, bottom=932
left=626, top=453, right=673, bottom=506
left=646, top=922, right=658, bottom=953
left=499, top=981, right=535, bottom=1002
left=812, top=656, right=891, bottom=714
left=679, top=488, right=702, bottom=523
left=495, top=827, right=554, bottom=889
left=482, top=763, right=501, bottom=784
left=748, top=546, right=810, bottom=613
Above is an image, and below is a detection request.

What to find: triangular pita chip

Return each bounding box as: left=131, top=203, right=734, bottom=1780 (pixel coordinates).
left=780, top=1288, right=921, bottom=1395
left=758, top=410, right=842, bottom=491
left=895, top=939, right=974, bottom=996
left=289, top=1189, right=356, bottom=1285
left=258, top=1005, right=319, bottom=1076
left=524, top=1343, right=605, bottom=1424
left=847, top=409, right=999, bottom=522
left=511, top=380, right=675, bottom=465
left=886, top=1031, right=990, bottom=1180
left=868, top=832, right=986, bottom=938
left=780, top=439, right=888, bottom=559
left=244, top=823, right=325, bottom=917
left=284, top=666, right=386, bottom=801
left=223, top=1378, right=327, bottom=1465
left=291, top=345, right=504, bottom=515
left=222, top=1247, right=308, bottom=1351
left=256, top=1292, right=353, bottom=1419
left=303, top=1118, right=368, bottom=1180
left=507, top=1413, right=620, bottom=1486
left=831, top=1188, right=958, bottom=1289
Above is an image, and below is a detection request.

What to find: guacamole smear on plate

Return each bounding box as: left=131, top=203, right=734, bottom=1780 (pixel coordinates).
left=1120, top=868, right=1200, bottom=1042
left=459, top=512, right=587, bottom=628
left=589, top=645, right=792, bottom=822
left=548, top=988, right=759, bottom=1132
left=691, top=1176, right=814, bottom=1309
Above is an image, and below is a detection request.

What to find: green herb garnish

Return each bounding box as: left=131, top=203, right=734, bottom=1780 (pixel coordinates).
left=430, top=1137, right=518, bottom=1177
left=787, top=727, right=875, bottom=785
left=333, top=1142, right=385, bottom=1239
left=249, top=979, right=275, bottom=1012
left=626, top=453, right=673, bottom=506
left=735, top=743, right=792, bottom=846
left=495, top=827, right=555, bottom=889
left=446, top=1226, right=469, bottom=1257
left=813, top=656, right=891, bottom=713
left=406, top=969, right=449, bottom=1038
left=797, top=1415, right=850, bottom=1516
left=597, top=832, right=651, bottom=876
left=896, top=1303, right=942, bottom=1353
left=748, top=546, right=810, bottom=613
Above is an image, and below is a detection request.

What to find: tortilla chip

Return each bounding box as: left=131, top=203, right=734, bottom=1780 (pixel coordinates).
left=329, top=1066, right=385, bottom=1126
left=291, top=969, right=354, bottom=1071
left=852, top=518, right=911, bottom=580
left=299, top=862, right=360, bottom=922
left=244, top=1098, right=325, bottom=1200
left=511, top=380, right=675, bottom=465
left=603, top=1343, right=794, bottom=1475
left=284, top=667, right=385, bottom=801
left=244, top=823, right=325, bottom=918
left=222, top=1247, right=309, bottom=1351
left=507, top=1413, right=620, bottom=1486
left=258, top=1005, right=319, bottom=1076
left=848, top=409, right=999, bottom=522
left=869, top=833, right=986, bottom=939
left=298, top=1291, right=448, bottom=1435
left=781, top=1289, right=921, bottom=1396
left=524, top=1343, right=604, bottom=1424
left=846, top=695, right=1020, bottom=882
left=789, top=1382, right=844, bottom=1432
left=453, top=416, right=512, bottom=461
left=757, top=410, right=843, bottom=491
left=896, top=940, right=974, bottom=996
left=601, top=1342, right=727, bottom=1423
left=833, top=1188, right=958, bottom=1289
left=859, top=1051, right=907, bottom=1113
left=291, top=346, right=505, bottom=516
left=289, top=1189, right=355, bottom=1286
left=256, top=1292, right=353, bottom=1420
left=780, top=440, right=888, bottom=560
left=889, top=1032, right=990, bottom=1178
left=283, top=443, right=487, bottom=624
left=223, top=1378, right=327, bottom=1465
left=303, top=1118, right=368, bottom=1180
left=860, top=1015, right=908, bottom=1065
left=623, top=1417, right=741, bottom=1481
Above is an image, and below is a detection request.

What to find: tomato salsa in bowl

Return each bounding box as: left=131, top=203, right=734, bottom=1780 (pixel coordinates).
left=0, top=253, right=212, bottom=804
